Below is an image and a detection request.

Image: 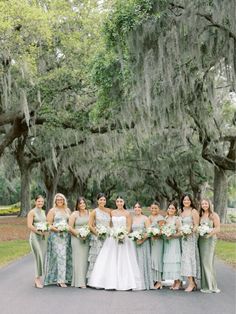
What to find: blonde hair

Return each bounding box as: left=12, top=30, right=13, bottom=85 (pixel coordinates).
left=53, top=193, right=68, bottom=209
left=200, top=198, right=214, bottom=217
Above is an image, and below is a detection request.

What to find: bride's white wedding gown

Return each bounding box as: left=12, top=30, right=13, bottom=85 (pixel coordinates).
left=88, top=216, right=144, bottom=290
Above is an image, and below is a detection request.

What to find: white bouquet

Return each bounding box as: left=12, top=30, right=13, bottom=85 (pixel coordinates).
left=111, top=226, right=128, bottom=244
left=161, top=224, right=176, bottom=239
left=96, top=225, right=109, bottom=240
left=128, top=230, right=144, bottom=244
left=198, top=224, right=213, bottom=237
left=54, top=221, right=69, bottom=237
left=35, top=222, right=49, bottom=239
left=35, top=222, right=49, bottom=232
left=77, top=225, right=91, bottom=241
left=147, top=227, right=161, bottom=238
left=180, top=224, right=193, bottom=240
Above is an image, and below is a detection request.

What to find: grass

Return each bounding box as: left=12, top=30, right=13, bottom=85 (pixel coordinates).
left=0, top=240, right=30, bottom=267
left=215, top=240, right=236, bottom=268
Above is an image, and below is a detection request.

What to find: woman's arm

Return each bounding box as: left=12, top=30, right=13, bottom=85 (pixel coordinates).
left=47, top=208, right=59, bottom=232
left=126, top=212, right=132, bottom=233
left=68, top=213, right=78, bottom=237
left=88, top=210, right=98, bottom=236
left=207, top=213, right=220, bottom=237
left=192, top=209, right=200, bottom=232
left=27, top=210, right=40, bottom=234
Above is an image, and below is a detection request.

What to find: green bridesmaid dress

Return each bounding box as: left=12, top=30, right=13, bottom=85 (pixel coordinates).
left=44, top=209, right=72, bottom=285
left=132, top=219, right=154, bottom=290
left=199, top=218, right=220, bottom=293
left=29, top=208, right=47, bottom=277
left=71, top=214, right=89, bottom=287
left=150, top=215, right=164, bottom=282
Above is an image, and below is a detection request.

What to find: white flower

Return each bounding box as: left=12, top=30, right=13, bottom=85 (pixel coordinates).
left=111, top=226, right=128, bottom=244
left=198, top=224, right=213, bottom=236
left=161, top=224, right=176, bottom=238
left=77, top=225, right=90, bottom=239
left=35, top=222, right=49, bottom=232
left=180, top=224, right=193, bottom=235
left=96, top=225, right=109, bottom=239
left=128, top=230, right=144, bottom=241
left=54, top=221, right=69, bottom=232
left=147, top=227, right=161, bottom=237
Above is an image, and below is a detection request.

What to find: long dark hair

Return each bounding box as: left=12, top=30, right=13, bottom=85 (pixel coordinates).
left=199, top=198, right=214, bottom=218
left=75, top=196, right=87, bottom=214
left=97, top=192, right=106, bottom=201
left=180, top=193, right=196, bottom=212
left=116, top=195, right=126, bottom=209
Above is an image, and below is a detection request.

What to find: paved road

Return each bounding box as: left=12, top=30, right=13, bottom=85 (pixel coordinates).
left=0, top=255, right=235, bottom=314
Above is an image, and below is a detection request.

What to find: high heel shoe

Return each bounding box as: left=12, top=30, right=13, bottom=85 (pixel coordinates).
left=185, top=284, right=197, bottom=292
left=57, top=283, right=67, bottom=288
left=34, top=281, right=43, bottom=289
left=154, top=282, right=162, bottom=290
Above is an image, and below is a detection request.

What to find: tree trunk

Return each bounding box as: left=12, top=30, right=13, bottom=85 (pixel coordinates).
left=42, top=167, right=60, bottom=212
left=18, top=164, right=33, bottom=217
left=213, top=166, right=228, bottom=223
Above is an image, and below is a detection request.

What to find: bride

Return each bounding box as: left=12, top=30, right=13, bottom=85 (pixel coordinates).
left=88, top=196, right=144, bottom=290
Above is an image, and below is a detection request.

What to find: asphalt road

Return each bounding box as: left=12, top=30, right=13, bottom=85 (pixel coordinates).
left=0, top=255, right=235, bottom=314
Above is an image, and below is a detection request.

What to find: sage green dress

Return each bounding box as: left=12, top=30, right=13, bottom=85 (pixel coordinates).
left=29, top=208, right=47, bottom=277
left=150, top=215, right=164, bottom=282
left=86, top=208, right=110, bottom=279
left=44, top=209, right=72, bottom=285
left=71, top=214, right=89, bottom=287
left=163, top=216, right=182, bottom=281
left=199, top=217, right=219, bottom=292
left=132, top=219, right=154, bottom=290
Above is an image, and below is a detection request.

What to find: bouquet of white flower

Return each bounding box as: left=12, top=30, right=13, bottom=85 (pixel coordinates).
left=96, top=225, right=109, bottom=240
left=35, top=222, right=49, bottom=239
left=111, top=226, right=128, bottom=244
left=161, top=224, right=176, bottom=239
left=128, top=230, right=144, bottom=244
left=77, top=225, right=91, bottom=241
left=180, top=224, right=193, bottom=240
left=147, top=227, right=161, bottom=238
left=35, top=222, right=49, bottom=232
left=197, top=224, right=213, bottom=237
left=54, top=221, right=69, bottom=237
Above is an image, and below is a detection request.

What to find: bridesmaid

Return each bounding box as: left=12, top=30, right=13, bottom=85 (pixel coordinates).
left=86, top=193, right=111, bottom=280
left=27, top=195, right=47, bottom=288
left=199, top=198, right=220, bottom=293
left=44, top=193, right=72, bottom=287
left=148, top=201, right=165, bottom=289
left=163, top=201, right=182, bottom=290
left=69, top=196, right=90, bottom=288
left=132, top=202, right=154, bottom=290
left=180, top=193, right=200, bottom=292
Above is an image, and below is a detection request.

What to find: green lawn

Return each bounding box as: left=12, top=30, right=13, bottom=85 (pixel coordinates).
left=216, top=240, right=236, bottom=267
left=0, top=240, right=30, bottom=267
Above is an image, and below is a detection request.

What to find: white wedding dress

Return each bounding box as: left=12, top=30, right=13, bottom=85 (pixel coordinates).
left=88, top=216, right=144, bottom=290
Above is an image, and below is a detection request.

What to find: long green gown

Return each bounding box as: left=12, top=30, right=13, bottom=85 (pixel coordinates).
left=71, top=214, right=89, bottom=287
left=44, top=209, right=72, bottom=285
left=199, top=217, right=220, bottom=293
left=132, top=219, right=154, bottom=290
left=86, top=208, right=110, bottom=279
left=163, top=216, right=182, bottom=281
left=150, top=215, right=164, bottom=282
left=29, top=207, right=47, bottom=277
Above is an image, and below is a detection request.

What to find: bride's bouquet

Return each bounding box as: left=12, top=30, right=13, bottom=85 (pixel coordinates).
left=128, top=230, right=144, bottom=245
left=147, top=226, right=161, bottom=238
left=96, top=224, right=110, bottom=240
left=77, top=225, right=91, bottom=242
left=35, top=222, right=49, bottom=239
left=180, top=224, right=193, bottom=240
left=54, top=221, right=69, bottom=238
left=111, top=226, right=128, bottom=244
left=197, top=223, right=213, bottom=237
left=161, top=224, right=176, bottom=240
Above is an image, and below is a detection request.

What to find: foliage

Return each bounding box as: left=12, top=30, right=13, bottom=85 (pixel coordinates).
left=0, top=240, right=30, bottom=267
